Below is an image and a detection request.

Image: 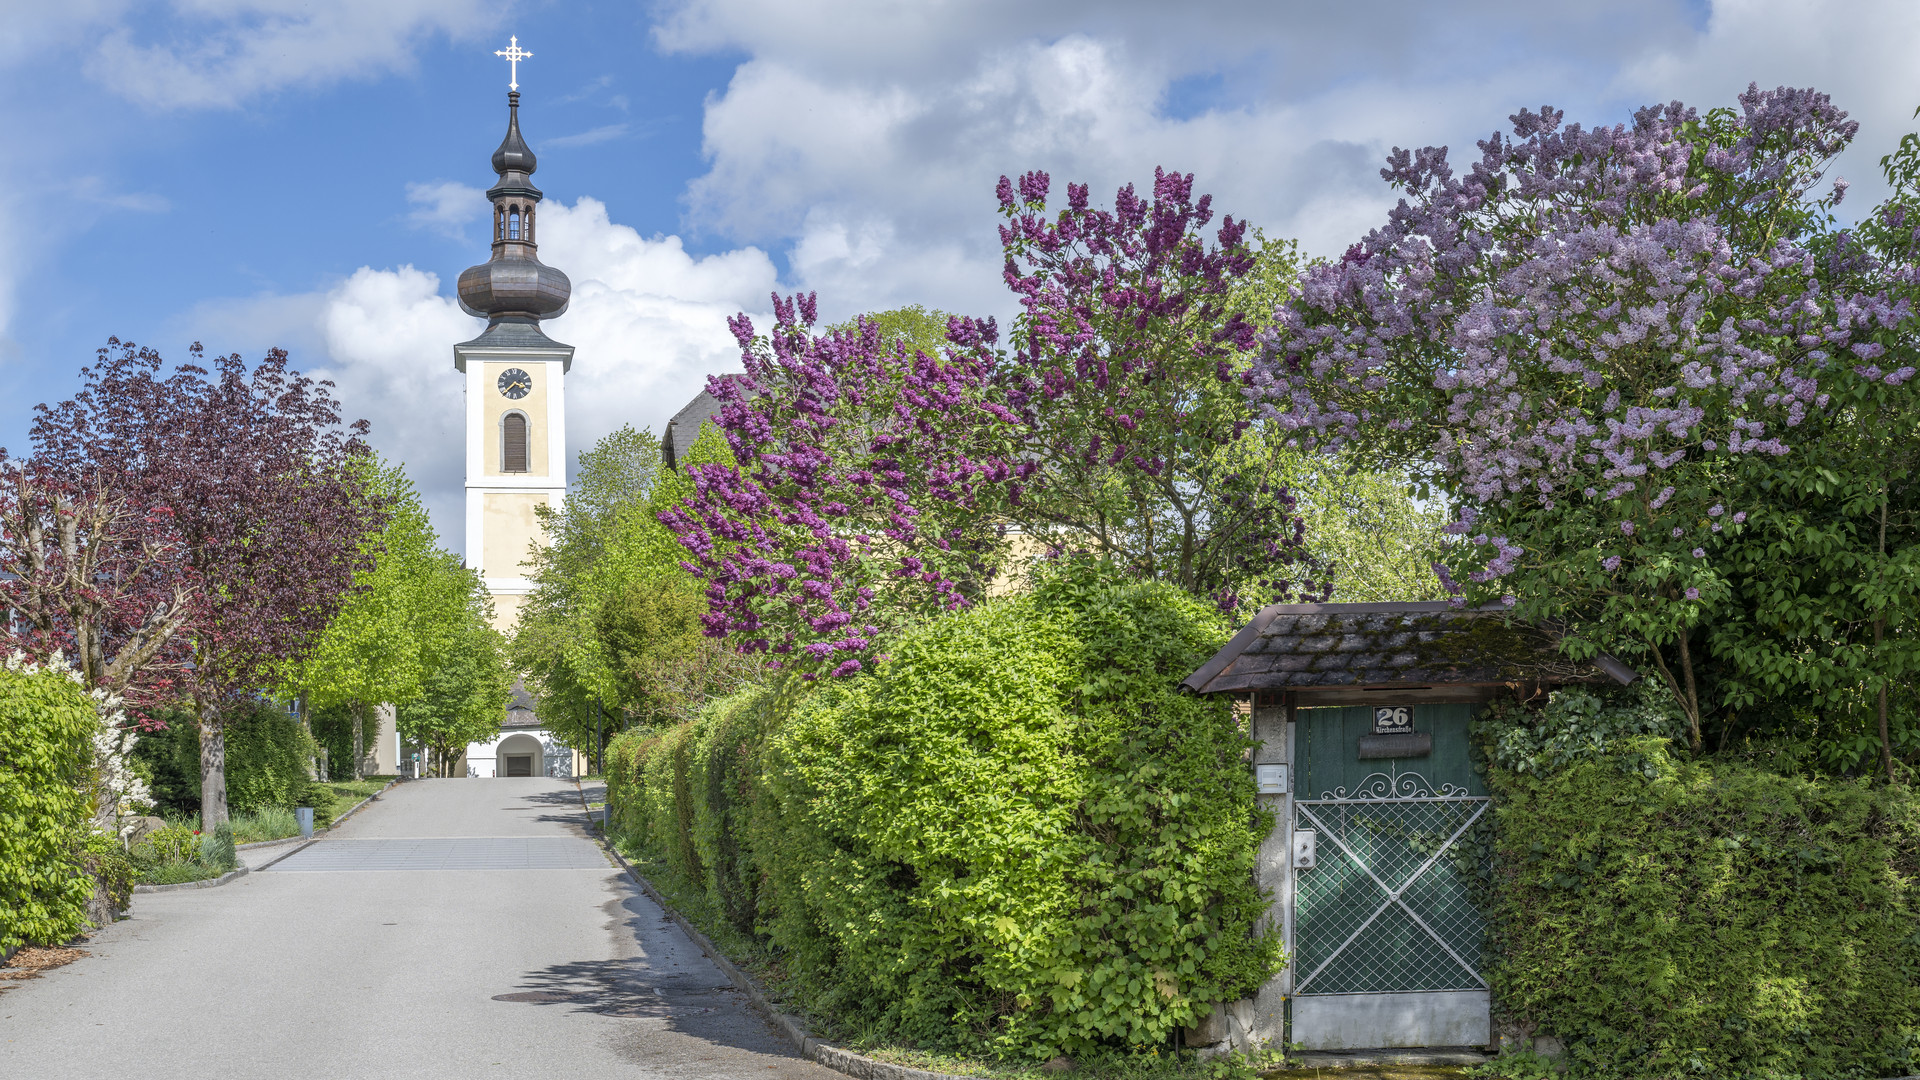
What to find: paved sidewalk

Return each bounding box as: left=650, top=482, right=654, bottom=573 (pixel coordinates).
left=0, top=778, right=840, bottom=1080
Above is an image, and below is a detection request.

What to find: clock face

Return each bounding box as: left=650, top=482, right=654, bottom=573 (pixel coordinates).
left=497, top=368, right=532, bottom=399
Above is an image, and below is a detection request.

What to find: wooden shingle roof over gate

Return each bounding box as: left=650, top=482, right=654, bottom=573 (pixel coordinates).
left=1181, top=601, right=1634, bottom=704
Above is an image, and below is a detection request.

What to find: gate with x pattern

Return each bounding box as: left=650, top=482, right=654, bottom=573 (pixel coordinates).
left=1289, top=703, right=1493, bottom=1050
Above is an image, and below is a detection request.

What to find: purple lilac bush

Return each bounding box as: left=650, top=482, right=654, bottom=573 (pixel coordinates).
left=663, top=171, right=1320, bottom=676
left=1249, top=85, right=1914, bottom=746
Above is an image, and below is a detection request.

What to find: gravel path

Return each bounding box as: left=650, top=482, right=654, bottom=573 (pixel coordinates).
left=0, top=778, right=841, bottom=1080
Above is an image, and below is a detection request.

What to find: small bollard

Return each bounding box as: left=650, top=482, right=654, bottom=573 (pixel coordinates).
left=296, top=806, right=314, bottom=838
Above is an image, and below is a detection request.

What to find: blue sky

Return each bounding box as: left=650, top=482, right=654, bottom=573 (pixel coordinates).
left=4, top=1, right=1918, bottom=552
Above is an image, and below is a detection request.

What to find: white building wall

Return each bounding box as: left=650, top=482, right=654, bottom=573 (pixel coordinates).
left=464, top=729, right=579, bottom=778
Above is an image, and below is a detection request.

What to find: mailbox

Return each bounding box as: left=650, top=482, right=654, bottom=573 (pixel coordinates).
left=1255, top=763, right=1289, bottom=794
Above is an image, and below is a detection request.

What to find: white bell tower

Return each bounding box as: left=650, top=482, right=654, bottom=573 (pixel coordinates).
left=452, top=74, right=574, bottom=633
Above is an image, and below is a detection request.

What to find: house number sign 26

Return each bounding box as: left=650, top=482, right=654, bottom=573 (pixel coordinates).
left=1373, top=706, right=1413, bottom=735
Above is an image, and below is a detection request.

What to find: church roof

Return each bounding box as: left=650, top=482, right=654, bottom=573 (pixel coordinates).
left=663, top=377, right=738, bottom=470
left=504, top=680, right=540, bottom=729
left=455, top=316, right=572, bottom=353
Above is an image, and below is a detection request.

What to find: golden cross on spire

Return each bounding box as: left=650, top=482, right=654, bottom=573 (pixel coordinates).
left=495, top=36, right=532, bottom=92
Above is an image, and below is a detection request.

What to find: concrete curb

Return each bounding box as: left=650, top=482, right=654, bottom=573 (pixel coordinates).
left=1287, top=1048, right=1490, bottom=1068
left=235, top=834, right=306, bottom=852
left=574, top=782, right=962, bottom=1080
left=132, top=865, right=249, bottom=894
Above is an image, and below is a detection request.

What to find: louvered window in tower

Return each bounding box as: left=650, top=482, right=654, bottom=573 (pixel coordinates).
left=503, top=412, right=528, bottom=472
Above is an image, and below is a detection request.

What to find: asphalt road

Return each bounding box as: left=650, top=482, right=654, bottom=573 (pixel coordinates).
left=0, top=778, right=842, bottom=1080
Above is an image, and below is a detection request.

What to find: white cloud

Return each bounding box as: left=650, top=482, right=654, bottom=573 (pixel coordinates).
left=1620, top=0, right=1920, bottom=212
left=659, top=6, right=1691, bottom=329
left=196, top=198, right=779, bottom=553
left=0, top=2, right=132, bottom=62
left=83, top=0, right=507, bottom=110
left=536, top=197, right=779, bottom=492
left=406, top=180, right=487, bottom=237
left=70, top=177, right=171, bottom=213
left=544, top=123, right=630, bottom=149
left=651, top=0, right=1920, bottom=333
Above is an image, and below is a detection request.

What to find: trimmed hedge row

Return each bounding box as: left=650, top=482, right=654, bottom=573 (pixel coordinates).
left=607, top=572, right=1280, bottom=1060
left=1484, top=731, right=1920, bottom=1079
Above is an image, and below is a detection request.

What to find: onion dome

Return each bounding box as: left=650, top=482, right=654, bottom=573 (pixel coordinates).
left=457, top=91, right=572, bottom=322
left=490, top=94, right=538, bottom=177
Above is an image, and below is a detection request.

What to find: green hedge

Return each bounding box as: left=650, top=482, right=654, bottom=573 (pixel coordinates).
left=606, top=571, right=1279, bottom=1060
left=135, top=699, right=321, bottom=819
left=0, top=663, right=100, bottom=950
left=1485, top=733, right=1920, bottom=1079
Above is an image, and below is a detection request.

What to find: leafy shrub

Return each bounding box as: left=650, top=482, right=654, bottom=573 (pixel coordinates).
left=0, top=662, right=98, bottom=950
left=309, top=701, right=355, bottom=781
left=1481, top=681, right=1689, bottom=777
left=129, top=706, right=201, bottom=817
left=220, top=701, right=318, bottom=815
left=129, top=822, right=223, bottom=885
left=687, top=688, right=773, bottom=936
left=607, top=566, right=1279, bottom=1060
left=302, top=781, right=340, bottom=824
left=137, top=698, right=320, bottom=820
left=199, top=822, right=236, bottom=873
left=78, top=830, right=133, bottom=919
left=142, top=824, right=200, bottom=864
left=1483, top=731, right=1920, bottom=1079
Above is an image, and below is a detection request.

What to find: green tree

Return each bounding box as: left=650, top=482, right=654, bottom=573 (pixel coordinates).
left=281, top=460, right=467, bottom=778
left=516, top=424, right=753, bottom=752
left=398, top=609, right=510, bottom=777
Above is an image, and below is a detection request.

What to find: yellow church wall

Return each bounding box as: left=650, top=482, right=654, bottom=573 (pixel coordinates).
left=482, top=490, right=549, bottom=579
left=482, top=361, right=550, bottom=478
left=487, top=592, right=527, bottom=635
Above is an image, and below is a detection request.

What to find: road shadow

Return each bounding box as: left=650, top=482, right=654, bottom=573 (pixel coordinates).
left=500, top=784, right=596, bottom=830
left=494, top=957, right=738, bottom=1019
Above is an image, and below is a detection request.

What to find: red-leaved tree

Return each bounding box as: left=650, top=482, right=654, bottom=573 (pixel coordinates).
left=31, top=341, right=384, bottom=825
left=0, top=466, right=200, bottom=712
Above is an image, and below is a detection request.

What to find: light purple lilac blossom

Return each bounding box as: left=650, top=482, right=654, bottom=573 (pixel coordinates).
left=1244, top=84, right=1905, bottom=611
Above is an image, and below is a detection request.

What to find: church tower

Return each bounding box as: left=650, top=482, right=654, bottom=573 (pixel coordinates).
left=454, top=85, right=573, bottom=633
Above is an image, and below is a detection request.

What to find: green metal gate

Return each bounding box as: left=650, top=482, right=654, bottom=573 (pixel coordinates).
left=1291, top=705, right=1492, bottom=1003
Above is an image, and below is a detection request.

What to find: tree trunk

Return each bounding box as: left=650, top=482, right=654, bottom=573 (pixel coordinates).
left=1676, top=633, right=1703, bottom=752
left=1648, top=640, right=1704, bottom=752
left=351, top=700, right=366, bottom=781
left=297, top=692, right=317, bottom=781
left=198, top=709, right=228, bottom=829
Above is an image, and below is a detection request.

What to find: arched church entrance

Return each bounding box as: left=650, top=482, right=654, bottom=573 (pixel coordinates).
left=497, top=733, right=544, bottom=778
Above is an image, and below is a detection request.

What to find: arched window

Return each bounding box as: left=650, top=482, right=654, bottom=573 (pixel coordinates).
left=495, top=206, right=505, bottom=241
left=524, top=207, right=534, bottom=243
left=502, top=411, right=529, bottom=472
left=508, top=209, right=520, bottom=240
